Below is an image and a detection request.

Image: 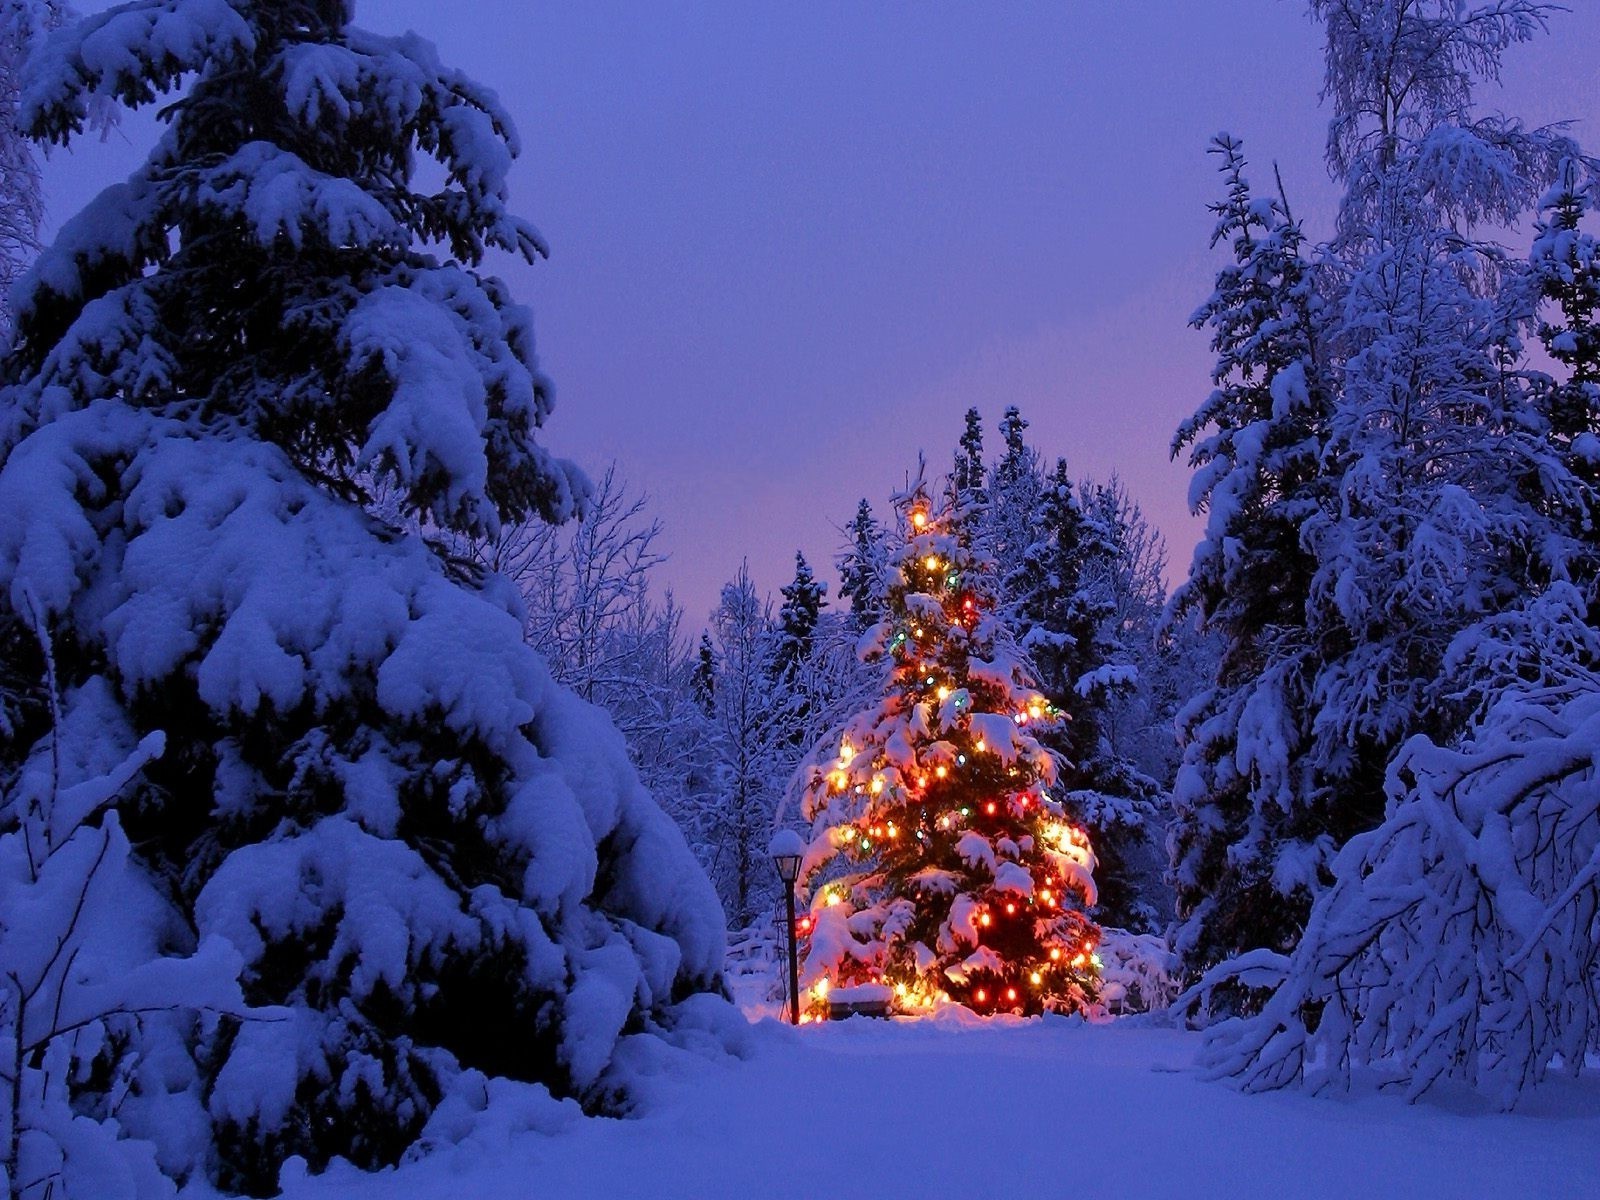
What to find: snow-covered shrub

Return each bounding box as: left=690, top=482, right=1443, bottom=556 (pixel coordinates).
left=1095, top=929, right=1179, bottom=1015
left=1201, top=590, right=1600, bottom=1104
left=0, top=642, right=250, bottom=1200
left=0, top=1, right=730, bottom=1192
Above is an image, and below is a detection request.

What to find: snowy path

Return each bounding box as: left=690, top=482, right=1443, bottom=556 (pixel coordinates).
left=277, top=1016, right=1599, bottom=1200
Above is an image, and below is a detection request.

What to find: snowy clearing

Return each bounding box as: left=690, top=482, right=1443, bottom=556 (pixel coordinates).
left=273, top=1015, right=1599, bottom=1200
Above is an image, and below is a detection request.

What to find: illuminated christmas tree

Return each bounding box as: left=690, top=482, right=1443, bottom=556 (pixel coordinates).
left=796, top=468, right=1101, bottom=1017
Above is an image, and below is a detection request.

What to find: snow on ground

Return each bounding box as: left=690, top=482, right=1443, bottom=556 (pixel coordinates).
left=270, top=1011, right=1599, bottom=1200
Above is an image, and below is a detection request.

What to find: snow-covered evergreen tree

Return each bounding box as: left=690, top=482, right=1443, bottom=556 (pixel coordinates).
left=0, top=1, right=65, bottom=338
left=1201, top=585, right=1600, bottom=1105
left=1010, top=460, right=1159, bottom=931
left=692, top=631, right=717, bottom=715
left=986, top=404, right=1041, bottom=583
left=1167, top=133, right=1333, bottom=981
left=771, top=552, right=825, bottom=687
left=1525, top=158, right=1600, bottom=585
left=797, top=474, right=1099, bottom=1016
left=837, top=498, right=887, bottom=633
left=952, top=406, right=987, bottom=509
left=0, top=2, right=728, bottom=1190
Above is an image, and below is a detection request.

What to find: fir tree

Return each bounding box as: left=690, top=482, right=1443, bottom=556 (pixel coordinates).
left=797, top=474, right=1099, bottom=1016
left=1526, top=159, right=1600, bottom=588
left=0, top=2, right=727, bottom=1190
left=1167, top=134, right=1332, bottom=979
left=953, top=406, right=987, bottom=509
left=1012, top=459, right=1159, bottom=931
left=838, top=498, right=887, bottom=632
left=771, top=551, right=826, bottom=685
left=987, top=404, right=1042, bottom=584
left=692, top=631, right=718, bottom=716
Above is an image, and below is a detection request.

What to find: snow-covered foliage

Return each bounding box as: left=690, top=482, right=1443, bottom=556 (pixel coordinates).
left=1311, top=0, right=1576, bottom=234
left=1201, top=588, right=1600, bottom=1105
left=0, top=653, right=251, bottom=1200
left=0, top=1, right=729, bottom=1191
left=1095, top=929, right=1179, bottom=1015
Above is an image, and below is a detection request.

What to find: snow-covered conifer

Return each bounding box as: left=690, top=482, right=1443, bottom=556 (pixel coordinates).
left=986, top=405, right=1042, bottom=585
left=838, top=498, right=887, bottom=632
left=1167, top=134, right=1332, bottom=981
left=1202, top=586, right=1600, bottom=1105
left=952, top=406, right=987, bottom=509
left=0, top=2, right=728, bottom=1190
left=771, top=552, right=826, bottom=687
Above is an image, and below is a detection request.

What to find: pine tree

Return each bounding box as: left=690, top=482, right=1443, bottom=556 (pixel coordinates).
left=797, top=474, right=1099, bottom=1016
left=771, top=551, right=826, bottom=685
left=838, top=498, right=887, bottom=632
left=692, top=631, right=718, bottom=716
left=1011, top=460, right=1159, bottom=931
left=1167, top=134, right=1332, bottom=979
left=0, top=1, right=72, bottom=338
left=953, top=406, right=987, bottom=508
left=0, top=2, right=727, bottom=1190
left=987, top=404, right=1042, bottom=584
left=1526, top=159, right=1600, bottom=588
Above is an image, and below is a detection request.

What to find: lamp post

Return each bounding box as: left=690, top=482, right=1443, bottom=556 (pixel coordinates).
left=768, top=830, right=805, bottom=1025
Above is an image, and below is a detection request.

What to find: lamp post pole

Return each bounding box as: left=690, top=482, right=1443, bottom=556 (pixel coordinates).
left=768, top=830, right=805, bottom=1025
left=782, top=878, right=800, bottom=1025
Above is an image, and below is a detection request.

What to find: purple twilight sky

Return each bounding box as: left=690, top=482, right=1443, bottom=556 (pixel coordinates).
left=40, top=1, right=1600, bottom=626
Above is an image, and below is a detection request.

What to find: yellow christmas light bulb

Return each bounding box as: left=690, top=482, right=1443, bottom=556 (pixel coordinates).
left=912, top=510, right=928, bottom=529
left=813, top=978, right=830, bottom=998
left=826, top=891, right=842, bottom=907
left=870, top=777, right=885, bottom=794
left=976, top=739, right=987, bottom=752
left=1050, top=947, right=1062, bottom=961
left=936, top=685, right=950, bottom=701
left=924, top=554, right=940, bottom=571
left=935, top=765, right=948, bottom=779
left=1030, top=971, right=1043, bottom=985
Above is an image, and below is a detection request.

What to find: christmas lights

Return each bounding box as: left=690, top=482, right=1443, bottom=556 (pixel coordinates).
left=794, top=476, right=1102, bottom=1018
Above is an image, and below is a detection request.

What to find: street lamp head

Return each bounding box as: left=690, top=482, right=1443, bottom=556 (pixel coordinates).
left=768, top=829, right=805, bottom=884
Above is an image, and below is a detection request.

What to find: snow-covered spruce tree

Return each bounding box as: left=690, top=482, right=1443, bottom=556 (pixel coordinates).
left=797, top=475, right=1099, bottom=1016
left=692, top=631, right=717, bottom=715
left=0, top=2, right=727, bottom=1192
left=1010, top=459, right=1159, bottom=932
left=1167, top=134, right=1333, bottom=983
left=770, top=551, right=825, bottom=687
left=0, top=640, right=252, bottom=1200
left=0, top=1, right=62, bottom=338
left=1201, top=585, right=1600, bottom=1105
left=837, top=498, right=887, bottom=633
left=985, top=404, right=1041, bottom=584
left=1525, top=159, right=1600, bottom=581
left=952, top=406, right=987, bottom=509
